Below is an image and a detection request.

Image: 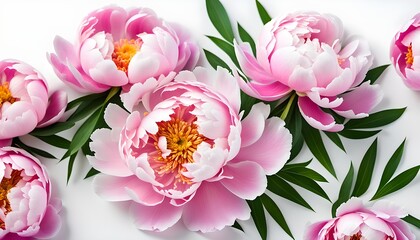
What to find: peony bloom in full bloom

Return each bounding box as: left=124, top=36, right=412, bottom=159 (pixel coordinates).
left=88, top=67, right=292, bottom=232
left=0, top=60, right=67, bottom=143
left=391, top=13, right=420, bottom=90
left=0, top=147, right=61, bottom=239
left=235, top=12, right=383, bottom=131
left=48, top=5, right=199, bottom=93
left=305, top=197, right=415, bottom=240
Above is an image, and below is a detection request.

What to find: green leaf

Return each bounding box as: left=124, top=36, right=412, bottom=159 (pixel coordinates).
left=260, top=194, right=294, bottom=239
left=403, top=215, right=420, bottom=229
left=278, top=171, right=330, bottom=201
left=13, top=138, right=56, bottom=159
left=267, top=175, right=313, bottom=211
left=283, top=166, right=328, bottom=183
left=84, top=167, right=100, bottom=179
left=204, top=49, right=231, bottom=71
left=35, top=135, right=70, bottom=149
left=232, top=221, right=244, bottom=232
left=67, top=153, right=77, bottom=184
left=345, top=108, right=406, bottom=130
left=371, top=166, right=420, bottom=200
left=339, top=129, right=381, bottom=139
left=282, top=160, right=312, bottom=170
left=206, top=0, right=234, bottom=42
left=332, top=163, right=354, bottom=217
left=66, top=96, right=104, bottom=123
left=62, top=107, right=103, bottom=159
left=284, top=96, right=303, bottom=161
left=237, top=23, right=256, bottom=56
left=66, top=92, right=107, bottom=111
left=378, top=139, right=405, bottom=189
left=30, top=121, right=75, bottom=137
left=255, top=0, right=271, bottom=24
left=207, top=36, right=240, bottom=68
left=352, top=138, right=378, bottom=197
left=248, top=197, right=267, bottom=240
left=302, top=121, right=336, bottom=178
left=324, top=131, right=345, bottom=152
left=362, top=64, right=390, bottom=84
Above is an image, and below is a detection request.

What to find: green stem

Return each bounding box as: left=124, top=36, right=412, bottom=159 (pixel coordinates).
left=280, top=94, right=296, bottom=120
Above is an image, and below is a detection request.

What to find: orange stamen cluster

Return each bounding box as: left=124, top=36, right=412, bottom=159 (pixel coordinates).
left=406, top=43, right=414, bottom=66
left=153, top=117, right=207, bottom=184
left=0, top=169, right=23, bottom=229
left=349, top=232, right=362, bottom=240
left=0, top=82, right=17, bottom=108
left=112, top=39, right=142, bottom=73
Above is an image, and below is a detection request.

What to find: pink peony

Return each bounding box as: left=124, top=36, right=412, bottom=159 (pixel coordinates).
left=0, top=60, right=67, bottom=141
left=235, top=12, right=383, bottom=131
left=305, top=198, right=415, bottom=240
left=88, top=67, right=292, bottom=232
left=391, top=13, right=420, bottom=90
left=0, top=147, right=61, bottom=239
left=48, top=5, right=199, bottom=93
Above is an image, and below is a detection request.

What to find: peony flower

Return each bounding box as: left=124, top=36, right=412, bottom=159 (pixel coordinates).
left=0, top=147, right=61, bottom=239
left=391, top=13, right=420, bottom=90
left=0, top=60, right=67, bottom=141
left=48, top=5, right=199, bottom=93
left=235, top=12, right=383, bottom=131
left=88, top=67, right=292, bottom=232
left=305, top=197, right=415, bottom=240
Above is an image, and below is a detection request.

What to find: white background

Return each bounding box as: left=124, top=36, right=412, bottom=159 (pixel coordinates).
left=1, top=0, right=420, bottom=239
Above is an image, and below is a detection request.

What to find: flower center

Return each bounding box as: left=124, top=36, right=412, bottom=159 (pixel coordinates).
left=0, top=169, right=23, bottom=229
left=349, top=232, right=362, bottom=240
left=153, top=116, right=208, bottom=184
left=0, top=82, right=17, bottom=107
left=406, top=43, right=414, bottom=66
left=112, top=39, right=142, bottom=73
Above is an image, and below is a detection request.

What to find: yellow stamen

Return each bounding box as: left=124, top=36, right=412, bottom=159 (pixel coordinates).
left=112, top=39, right=142, bottom=73
left=0, top=82, right=17, bottom=107
left=153, top=117, right=207, bottom=185
left=406, top=43, right=414, bottom=66
left=0, top=169, right=23, bottom=229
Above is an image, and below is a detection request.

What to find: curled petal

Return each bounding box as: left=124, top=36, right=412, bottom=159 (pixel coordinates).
left=37, top=90, right=68, bottom=128
left=298, top=96, right=343, bottom=132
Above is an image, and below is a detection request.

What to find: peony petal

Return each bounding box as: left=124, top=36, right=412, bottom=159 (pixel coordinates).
left=333, top=82, right=383, bottom=119
left=240, top=102, right=270, bottom=147
left=298, top=96, right=344, bottom=132
left=0, top=102, right=38, bottom=139
left=88, top=128, right=132, bottom=177
left=89, top=60, right=128, bottom=87
left=33, top=204, right=61, bottom=239
left=234, top=117, right=291, bottom=175
left=129, top=199, right=182, bottom=231
left=335, top=213, right=364, bottom=236
left=238, top=79, right=291, bottom=102
left=37, top=90, right=68, bottom=128
left=220, top=161, right=267, bottom=200
left=182, top=181, right=250, bottom=232
left=104, top=103, right=130, bottom=130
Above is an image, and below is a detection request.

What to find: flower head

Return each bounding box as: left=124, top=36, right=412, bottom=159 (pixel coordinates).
left=391, top=13, right=420, bottom=90
left=48, top=5, right=199, bottom=93
left=235, top=12, right=383, bottom=131
left=305, top=198, right=415, bottom=240
left=0, top=60, right=67, bottom=142
left=88, top=67, right=292, bottom=232
left=0, top=147, right=61, bottom=239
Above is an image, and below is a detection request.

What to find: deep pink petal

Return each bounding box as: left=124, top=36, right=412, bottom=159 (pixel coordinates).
left=182, top=181, right=250, bottom=232
left=220, top=161, right=266, bottom=200
left=37, top=90, right=68, bottom=128
left=298, top=96, right=344, bottom=132
left=333, top=82, right=383, bottom=119
left=129, top=199, right=182, bottom=231
left=235, top=117, right=292, bottom=175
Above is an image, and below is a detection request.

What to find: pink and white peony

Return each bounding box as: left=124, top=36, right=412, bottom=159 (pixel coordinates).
left=88, top=67, right=292, bottom=232
left=305, top=197, right=415, bottom=240
left=0, top=147, right=61, bottom=239
left=48, top=5, right=199, bottom=93
left=391, top=13, right=420, bottom=90
left=235, top=12, right=383, bottom=131
left=0, top=60, right=67, bottom=142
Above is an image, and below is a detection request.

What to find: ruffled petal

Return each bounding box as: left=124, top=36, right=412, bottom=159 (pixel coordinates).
left=240, top=102, right=270, bottom=147
left=182, top=181, right=250, bottom=232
